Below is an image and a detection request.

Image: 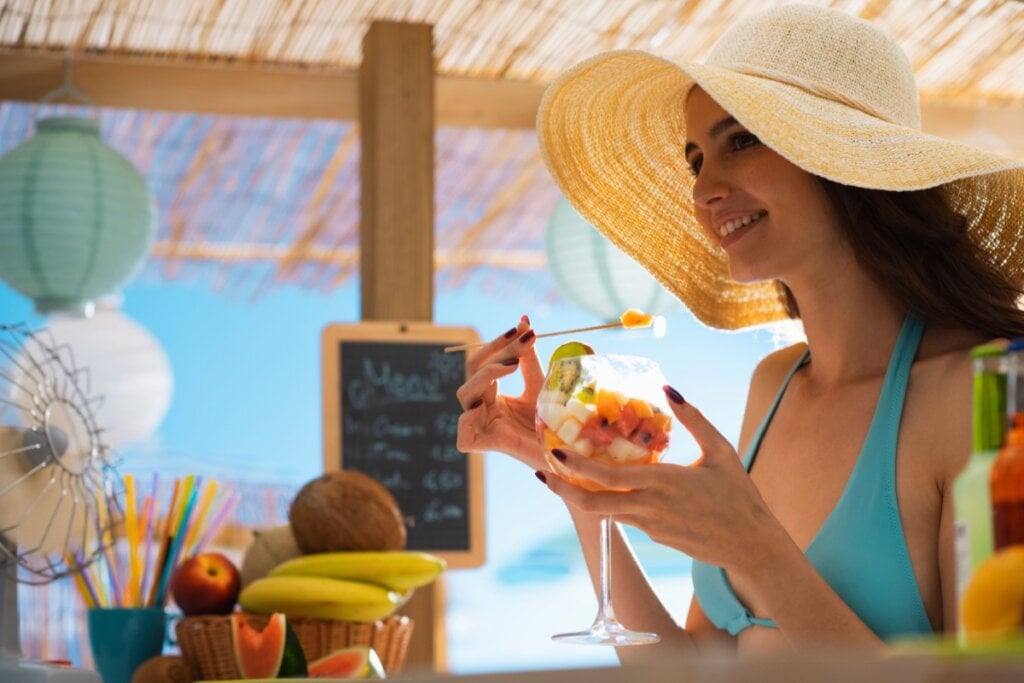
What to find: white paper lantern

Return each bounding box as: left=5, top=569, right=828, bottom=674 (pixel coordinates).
left=545, top=196, right=680, bottom=321
left=11, top=302, right=173, bottom=447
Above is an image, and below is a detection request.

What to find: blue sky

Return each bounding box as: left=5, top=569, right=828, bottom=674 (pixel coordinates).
left=1, top=272, right=784, bottom=672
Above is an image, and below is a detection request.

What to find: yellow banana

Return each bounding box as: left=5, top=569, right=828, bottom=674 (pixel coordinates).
left=239, top=575, right=400, bottom=616
left=273, top=601, right=400, bottom=623
left=269, top=551, right=446, bottom=591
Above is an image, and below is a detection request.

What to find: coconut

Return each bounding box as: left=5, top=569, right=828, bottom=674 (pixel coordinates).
left=240, top=524, right=303, bottom=587
left=288, top=471, right=406, bottom=553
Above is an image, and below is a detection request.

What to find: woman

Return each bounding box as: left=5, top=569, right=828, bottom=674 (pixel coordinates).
left=456, top=4, right=1024, bottom=656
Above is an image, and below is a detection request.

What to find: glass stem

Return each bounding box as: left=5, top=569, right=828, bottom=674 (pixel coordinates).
left=598, top=515, right=617, bottom=624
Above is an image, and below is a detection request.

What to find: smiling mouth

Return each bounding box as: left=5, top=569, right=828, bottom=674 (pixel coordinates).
left=717, top=210, right=767, bottom=238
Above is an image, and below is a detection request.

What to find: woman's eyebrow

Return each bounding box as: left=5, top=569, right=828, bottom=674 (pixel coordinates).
left=684, top=116, right=740, bottom=160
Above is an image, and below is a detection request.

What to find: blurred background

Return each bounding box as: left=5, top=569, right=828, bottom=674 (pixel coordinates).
left=0, top=0, right=1021, bottom=675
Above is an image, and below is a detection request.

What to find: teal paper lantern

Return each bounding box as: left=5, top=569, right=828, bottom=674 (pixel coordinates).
left=0, top=116, right=156, bottom=315
left=545, top=196, right=680, bottom=322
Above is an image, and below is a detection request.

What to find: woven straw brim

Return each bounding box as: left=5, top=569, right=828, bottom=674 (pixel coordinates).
left=537, top=50, right=1024, bottom=330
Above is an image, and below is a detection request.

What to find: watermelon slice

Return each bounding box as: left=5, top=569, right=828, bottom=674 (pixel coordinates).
left=231, top=612, right=307, bottom=679
left=308, top=645, right=386, bottom=679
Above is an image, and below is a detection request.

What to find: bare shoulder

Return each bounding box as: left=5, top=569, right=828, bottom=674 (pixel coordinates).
left=906, top=328, right=995, bottom=484
left=748, top=343, right=807, bottom=406
left=738, top=342, right=807, bottom=450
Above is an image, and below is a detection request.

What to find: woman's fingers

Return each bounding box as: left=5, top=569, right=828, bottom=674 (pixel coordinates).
left=455, top=356, right=522, bottom=409
left=465, top=318, right=530, bottom=373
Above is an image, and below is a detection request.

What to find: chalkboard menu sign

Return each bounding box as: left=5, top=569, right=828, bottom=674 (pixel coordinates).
left=321, top=321, right=484, bottom=568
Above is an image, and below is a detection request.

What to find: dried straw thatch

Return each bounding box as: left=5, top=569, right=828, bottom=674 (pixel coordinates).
left=0, top=0, right=1022, bottom=298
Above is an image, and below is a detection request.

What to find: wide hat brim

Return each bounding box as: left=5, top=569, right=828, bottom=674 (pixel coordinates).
left=537, top=50, right=1024, bottom=330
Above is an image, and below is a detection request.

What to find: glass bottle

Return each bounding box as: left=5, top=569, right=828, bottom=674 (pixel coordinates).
left=954, top=342, right=1005, bottom=601
left=991, top=338, right=1024, bottom=550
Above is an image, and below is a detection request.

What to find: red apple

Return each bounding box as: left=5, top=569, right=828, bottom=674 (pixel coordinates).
left=170, top=552, right=241, bottom=615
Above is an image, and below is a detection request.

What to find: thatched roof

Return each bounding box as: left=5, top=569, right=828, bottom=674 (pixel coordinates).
left=0, top=0, right=1022, bottom=297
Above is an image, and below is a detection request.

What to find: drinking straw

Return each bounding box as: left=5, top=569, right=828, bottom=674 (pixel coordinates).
left=155, top=484, right=199, bottom=607
left=138, top=473, right=159, bottom=601
left=193, top=490, right=240, bottom=555
left=123, top=474, right=141, bottom=606
left=182, top=479, right=218, bottom=558
left=136, top=492, right=154, bottom=602
left=65, top=553, right=98, bottom=608
left=93, top=488, right=121, bottom=607
left=146, top=477, right=181, bottom=607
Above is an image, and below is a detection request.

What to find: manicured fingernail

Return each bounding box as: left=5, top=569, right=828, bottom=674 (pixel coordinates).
left=522, top=315, right=531, bottom=325
left=535, top=471, right=547, bottom=483
left=468, top=398, right=483, bottom=410
left=503, top=327, right=518, bottom=339
left=663, top=385, right=685, bottom=405
left=519, top=330, right=535, bottom=343
left=502, top=358, right=520, bottom=366
left=552, top=449, right=567, bottom=462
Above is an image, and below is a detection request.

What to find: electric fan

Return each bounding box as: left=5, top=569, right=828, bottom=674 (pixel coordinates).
left=0, top=322, right=123, bottom=682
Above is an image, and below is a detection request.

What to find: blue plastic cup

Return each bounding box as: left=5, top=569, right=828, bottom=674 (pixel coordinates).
left=87, top=607, right=167, bottom=683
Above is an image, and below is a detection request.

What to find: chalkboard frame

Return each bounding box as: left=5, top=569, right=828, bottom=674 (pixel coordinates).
left=321, top=320, right=484, bottom=569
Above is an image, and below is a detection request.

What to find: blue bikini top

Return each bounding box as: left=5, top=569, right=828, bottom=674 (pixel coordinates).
left=690, top=315, right=933, bottom=639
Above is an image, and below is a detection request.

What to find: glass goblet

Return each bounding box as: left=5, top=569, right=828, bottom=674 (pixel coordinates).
left=536, top=353, right=672, bottom=645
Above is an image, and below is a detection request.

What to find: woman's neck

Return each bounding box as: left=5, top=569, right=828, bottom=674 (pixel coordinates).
left=785, top=264, right=905, bottom=388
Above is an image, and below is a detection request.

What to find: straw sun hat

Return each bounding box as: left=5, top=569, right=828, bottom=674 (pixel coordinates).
left=537, top=3, right=1024, bottom=330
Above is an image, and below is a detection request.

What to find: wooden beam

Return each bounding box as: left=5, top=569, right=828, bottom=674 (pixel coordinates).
left=0, top=49, right=545, bottom=129
left=2, top=49, right=1022, bottom=153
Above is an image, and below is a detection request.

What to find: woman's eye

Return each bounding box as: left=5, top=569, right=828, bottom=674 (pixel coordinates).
left=730, top=132, right=760, bottom=151
left=687, top=156, right=703, bottom=177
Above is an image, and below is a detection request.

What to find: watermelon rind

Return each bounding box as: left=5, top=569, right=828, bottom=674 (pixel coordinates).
left=279, top=623, right=309, bottom=677
left=308, top=645, right=386, bottom=679
left=231, top=612, right=286, bottom=679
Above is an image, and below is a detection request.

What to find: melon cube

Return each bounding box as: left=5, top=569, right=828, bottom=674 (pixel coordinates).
left=566, top=397, right=595, bottom=423
left=538, top=401, right=570, bottom=432
left=607, top=436, right=649, bottom=463
left=572, top=437, right=595, bottom=458
left=556, top=415, right=584, bottom=445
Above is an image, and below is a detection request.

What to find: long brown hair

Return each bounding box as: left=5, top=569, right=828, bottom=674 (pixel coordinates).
left=777, top=180, right=1024, bottom=340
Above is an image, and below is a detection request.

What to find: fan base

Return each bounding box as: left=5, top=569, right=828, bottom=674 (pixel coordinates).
left=0, top=659, right=100, bottom=683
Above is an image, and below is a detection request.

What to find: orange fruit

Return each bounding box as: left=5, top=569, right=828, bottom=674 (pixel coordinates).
left=960, top=545, right=1024, bottom=644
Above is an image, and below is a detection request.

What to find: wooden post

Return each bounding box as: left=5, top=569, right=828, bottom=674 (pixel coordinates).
left=360, top=20, right=435, bottom=322
left=359, top=21, right=445, bottom=673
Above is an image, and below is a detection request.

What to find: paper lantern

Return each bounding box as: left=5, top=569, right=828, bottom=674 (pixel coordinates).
left=545, top=196, right=680, bottom=321
left=0, top=115, right=156, bottom=316
left=11, top=303, right=173, bottom=447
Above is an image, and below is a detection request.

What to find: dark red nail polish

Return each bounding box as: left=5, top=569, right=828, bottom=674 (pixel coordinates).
left=664, top=385, right=685, bottom=405
left=535, top=470, right=546, bottom=483
left=519, top=330, right=535, bottom=343
left=502, top=358, right=520, bottom=366
left=503, top=327, right=517, bottom=339
left=468, top=398, right=483, bottom=410
left=552, top=449, right=567, bottom=462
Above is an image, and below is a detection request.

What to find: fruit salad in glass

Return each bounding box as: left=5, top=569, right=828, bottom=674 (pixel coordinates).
left=536, top=352, right=672, bottom=491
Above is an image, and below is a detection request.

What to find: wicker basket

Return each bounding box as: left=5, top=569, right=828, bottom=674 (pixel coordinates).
left=175, top=613, right=414, bottom=680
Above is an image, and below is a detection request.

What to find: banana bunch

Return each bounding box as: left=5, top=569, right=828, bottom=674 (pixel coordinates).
left=239, top=551, right=446, bottom=623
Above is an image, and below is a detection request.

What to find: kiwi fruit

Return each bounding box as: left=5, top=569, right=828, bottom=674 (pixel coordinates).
left=288, top=470, right=407, bottom=553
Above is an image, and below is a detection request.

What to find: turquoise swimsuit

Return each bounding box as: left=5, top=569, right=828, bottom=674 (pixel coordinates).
left=691, top=315, right=934, bottom=639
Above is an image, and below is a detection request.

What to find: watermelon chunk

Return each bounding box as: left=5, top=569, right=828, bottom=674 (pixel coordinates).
left=230, top=612, right=307, bottom=679
left=309, top=645, right=386, bottom=679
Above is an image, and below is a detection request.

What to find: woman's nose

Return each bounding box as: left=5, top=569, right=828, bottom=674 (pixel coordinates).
left=691, top=160, right=729, bottom=207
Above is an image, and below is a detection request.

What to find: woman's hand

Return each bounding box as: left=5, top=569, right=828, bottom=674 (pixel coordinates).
left=455, top=317, right=546, bottom=469
left=538, top=387, right=782, bottom=575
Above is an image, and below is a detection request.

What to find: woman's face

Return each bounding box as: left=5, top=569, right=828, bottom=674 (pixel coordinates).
left=683, top=87, right=844, bottom=286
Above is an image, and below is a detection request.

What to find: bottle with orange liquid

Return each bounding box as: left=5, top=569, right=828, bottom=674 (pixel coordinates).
left=953, top=342, right=1005, bottom=602
left=991, top=338, right=1024, bottom=550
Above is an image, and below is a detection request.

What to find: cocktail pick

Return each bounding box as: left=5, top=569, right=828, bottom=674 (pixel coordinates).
left=444, top=309, right=665, bottom=353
